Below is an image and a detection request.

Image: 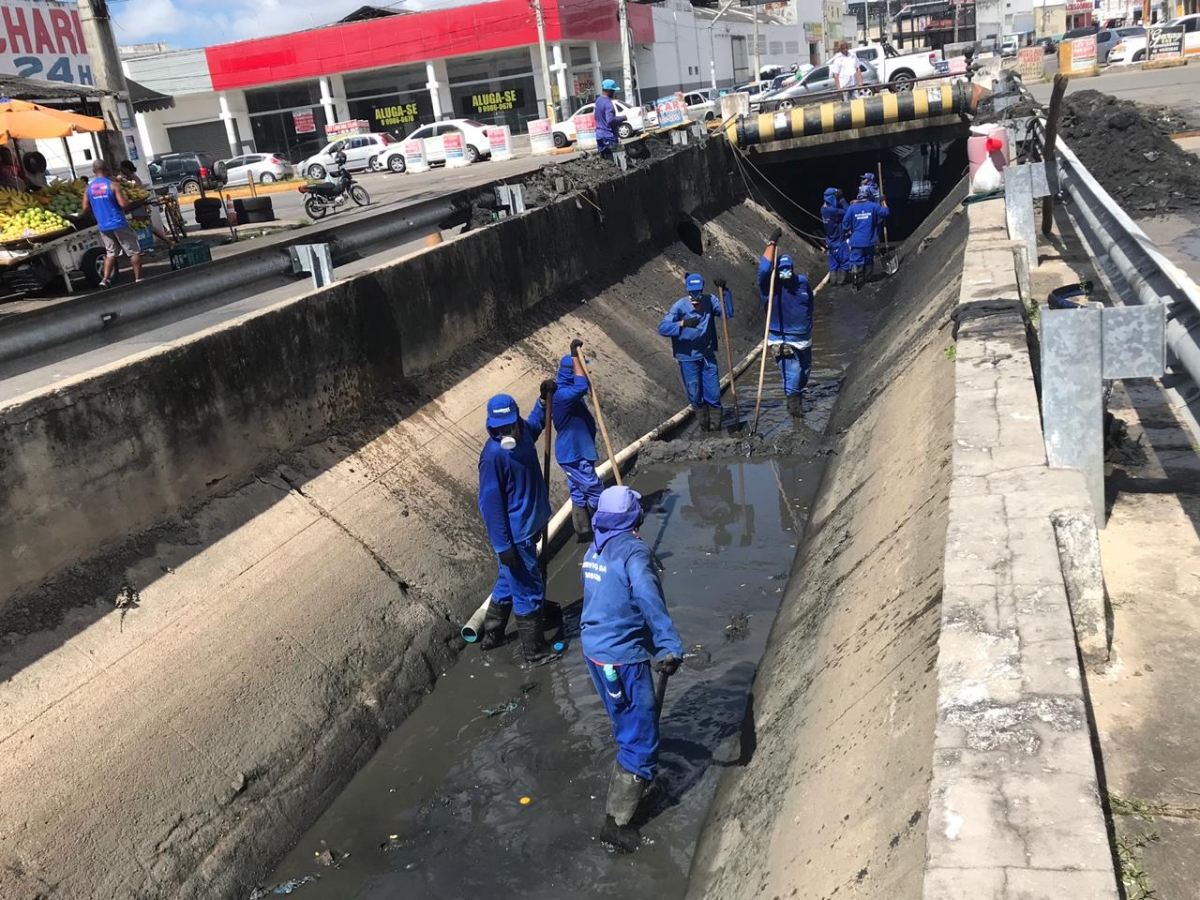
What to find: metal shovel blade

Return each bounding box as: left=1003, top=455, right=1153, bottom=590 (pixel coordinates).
left=883, top=252, right=899, bottom=276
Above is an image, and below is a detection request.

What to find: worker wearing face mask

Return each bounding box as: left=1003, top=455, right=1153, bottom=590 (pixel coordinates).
left=758, top=228, right=815, bottom=418
left=842, top=186, right=889, bottom=290
left=657, top=272, right=734, bottom=432
left=477, top=392, right=554, bottom=662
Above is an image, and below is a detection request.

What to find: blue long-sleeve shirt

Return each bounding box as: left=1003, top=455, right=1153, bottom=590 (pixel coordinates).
left=581, top=531, right=683, bottom=664
left=478, top=401, right=550, bottom=552
left=757, top=255, right=813, bottom=343
left=551, top=363, right=598, bottom=464
left=595, top=95, right=623, bottom=142
left=842, top=199, right=889, bottom=248
left=657, top=289, right=733, bottom=362
left=821, top=202, right=845, bottom=244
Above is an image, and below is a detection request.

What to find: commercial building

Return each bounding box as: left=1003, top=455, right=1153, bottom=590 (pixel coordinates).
left=124, top=0, right=826, bottom=164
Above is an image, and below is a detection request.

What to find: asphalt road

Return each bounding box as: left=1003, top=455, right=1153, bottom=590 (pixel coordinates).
left=1027, top=61, right=1200, bottom=125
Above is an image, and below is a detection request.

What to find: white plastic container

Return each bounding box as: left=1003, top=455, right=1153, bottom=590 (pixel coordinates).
left=967, top=124, right=1008, bottom=191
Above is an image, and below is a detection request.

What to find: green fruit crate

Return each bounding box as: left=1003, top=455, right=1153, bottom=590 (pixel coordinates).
left=169, top=242, right=212, bottom=271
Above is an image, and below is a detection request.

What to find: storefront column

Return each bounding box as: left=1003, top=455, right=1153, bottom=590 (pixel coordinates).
left=218, top=91, right=240, bottom=157
left=426, top=59, right=453, bottom=121
left=552, top=43, right=571, bottom=119
left=319, top=77, right=338, bottom=127
left=329, top=73, right=351, bottom=122
left=529, top=46, right=548, bottom=118
left=590, top=41, right=603, bottom=94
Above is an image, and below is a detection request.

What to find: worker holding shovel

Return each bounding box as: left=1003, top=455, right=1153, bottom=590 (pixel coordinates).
left=657, top=273, right=734, bottom=432
left=581, top=485, right=683, bottom=852
left=545, top=339, right=603, bottom=541
left=757, top=228, right=815, bottom=419
left=842, top=186, right=889, bottom=290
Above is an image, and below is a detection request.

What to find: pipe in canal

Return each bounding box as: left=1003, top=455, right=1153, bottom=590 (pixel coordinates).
left=462, top=271, right=831, bottom=641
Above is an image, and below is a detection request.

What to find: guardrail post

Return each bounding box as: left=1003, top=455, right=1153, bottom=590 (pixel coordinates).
left=1004, top=163, right=1037, bottom=271
left=288, top=243, right=334, bottom=289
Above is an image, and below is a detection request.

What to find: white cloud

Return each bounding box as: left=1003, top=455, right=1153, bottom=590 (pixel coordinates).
left=111, top=0, right=371, bottom=48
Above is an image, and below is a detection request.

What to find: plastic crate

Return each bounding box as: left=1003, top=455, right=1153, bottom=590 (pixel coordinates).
left=170, top=242, right=212, bottom=271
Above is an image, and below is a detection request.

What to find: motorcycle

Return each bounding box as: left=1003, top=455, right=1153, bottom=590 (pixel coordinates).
left=298, top=152, right=371, bottom=220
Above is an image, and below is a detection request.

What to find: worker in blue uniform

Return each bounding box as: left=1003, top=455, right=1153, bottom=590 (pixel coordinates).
left=657, top=272, right=734, bottom=432
left=821, top=187, right=850, bottom=285
left=581, top=485, right=683, bottom=849
left=477, top=392, right=554, bottom=662
left=548, top=338, right=602, bottom=541
left=595, top=79, right=626, bottom=160
left=860, top=171, right=880, bottom=201
left=757, top=227, right=814, bottom=418
left=842, top=186, right=889, bottom=290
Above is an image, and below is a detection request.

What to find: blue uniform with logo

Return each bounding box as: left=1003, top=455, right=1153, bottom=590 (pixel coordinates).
left=86, top=176, right=128, bottom=233
left=595, top=94, right=621, bottom=153
left=551, top=356, right=602, bottom=509
left=842, top=198, right=889, bottom=270
left=657, top=287, right=733, bottom=409
left=582, top=523, right=683, bottom=780
left=478, top=399, right=549, bottom=616
left=757, top=255, right=814, bottom=397
left=820, top=188, right=849, bottom=274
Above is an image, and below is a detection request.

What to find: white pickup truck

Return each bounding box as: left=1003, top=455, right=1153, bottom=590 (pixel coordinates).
left=853, top=42, right=941, bottom=91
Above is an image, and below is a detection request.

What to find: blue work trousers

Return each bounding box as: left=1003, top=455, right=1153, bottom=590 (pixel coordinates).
left=561, top=458, right=603, bottom=509
left=848, top=245, right=875, bottom=270
left=678, top=355, right=721, bottom=409
left=773, top=344, right=812, bottom=398
left=826, top=241, right=849, bottom=273
left=586, top=658, right=660, bottom=780
left=492, top=538, right=544, bottom=616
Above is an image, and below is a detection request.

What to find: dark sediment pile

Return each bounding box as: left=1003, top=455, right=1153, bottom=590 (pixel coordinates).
left=635, top=422, right=831, bottom=467
left=1059, top=89, right=1199, bottom=218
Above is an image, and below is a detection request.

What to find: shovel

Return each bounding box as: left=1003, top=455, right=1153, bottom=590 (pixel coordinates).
left=877, top=162, right=898, bottom=276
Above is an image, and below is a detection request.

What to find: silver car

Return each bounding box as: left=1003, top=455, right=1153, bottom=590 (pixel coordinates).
left=757, top=60, right=881, bottom=112
left=220, top=152, right=294, bottom=185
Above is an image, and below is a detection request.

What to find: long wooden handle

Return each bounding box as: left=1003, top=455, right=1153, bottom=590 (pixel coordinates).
left=877, top=161, right=890, bottom=248
left=540, top=401, right=553, bottom=572
left=717, top=289, right=739, bottom=418
left=752, top=259, right=778, bottom=434
left=576, top=347, right=622, bottom=486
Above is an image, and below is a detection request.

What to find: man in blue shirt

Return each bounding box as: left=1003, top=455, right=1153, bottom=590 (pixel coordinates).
left=657, top=273, right=734, bottom=432
left=757, top=228, right=815, bottom=418
left=842, top=186, right=889, bottom=290
left=581, top=485, right=682, bottom=847
left=546, top=338, right=602, bottom=541
left=81, top=160, right=143, bottom=287
left=820, top=187, right=849, bottom=285
left=477, top=392, right=553, bottom=662
left=595, top=79, right=626, bottom=160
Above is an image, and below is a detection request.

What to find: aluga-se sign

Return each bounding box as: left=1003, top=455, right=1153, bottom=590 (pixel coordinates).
left=0, top=0, right=92, bottom=85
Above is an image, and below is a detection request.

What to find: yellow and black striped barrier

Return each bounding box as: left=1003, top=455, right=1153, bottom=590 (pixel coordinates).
left=727, top=81, right=985, bottom=149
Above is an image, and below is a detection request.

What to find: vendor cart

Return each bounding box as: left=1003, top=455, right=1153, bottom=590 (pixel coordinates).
left=0, top=224, right=107, bottom=295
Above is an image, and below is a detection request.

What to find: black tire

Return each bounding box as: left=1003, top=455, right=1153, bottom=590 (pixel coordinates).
left=553, top=131, right=569, bottom=149
left=304, top=196, right=328, bottom=220
left=81, top=246, right=106, bottom=287
left=704, top=111, right=715, bottom=121
left=241, top=210, right=276, bottom=224
left=307, top=163, right=326, bottom=180
left=180, top=178, right=201, bottom=194
left=235, top=197, right=273, bottom=213
left=1133, top=50, right=1145, bottom=62
left=214, top=160, right=227, bottom=178
left=466, top=144, right=481, bottom=163
left=196, top=217, right=225, bottom=230
left=617, top=123, right=633, bottom=139
left=778, top=98, right=795, bottom=111
left=258, top=172, right=276, bottom=183
left=386, top=154, right=406, bottom=173
left=890, top=71, right=915, bottom=92
left=193, top=197, right=222, bottom=213
left=350, top=185, right=370, bottom=206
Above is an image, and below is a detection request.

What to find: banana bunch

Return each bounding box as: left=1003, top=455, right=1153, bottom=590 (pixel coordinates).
left=0, top=187, right=36, bottom=216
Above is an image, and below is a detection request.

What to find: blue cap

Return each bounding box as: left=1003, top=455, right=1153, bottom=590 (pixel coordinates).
left=685, top=273, right=704, bottom=292
left=861, top=172, right=876, bottom=182
left=602, top=78, right=619, bottom=91
left=823, top=187, right=838, bottom=200
left=857, top=186, right=871, bottom=199
left=778, top=254, right=794, bottom=270
left=485, top=393, right=519, bottom=428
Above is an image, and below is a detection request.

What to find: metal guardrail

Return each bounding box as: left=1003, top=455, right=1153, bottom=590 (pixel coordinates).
left=1050, top=133, right=1200, bottom=397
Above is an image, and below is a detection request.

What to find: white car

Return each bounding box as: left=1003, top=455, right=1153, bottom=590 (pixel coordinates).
left=299, top=133, right=404, bottom=178
left=218, top=152, right=293, bottom=185
left=1109, top=14, right=1200, bottom=64
left=682, top=90, right=718, bottom=122
left=552, top=101, right=646, bottom=148
left=403, top=119, right=493, bottom=167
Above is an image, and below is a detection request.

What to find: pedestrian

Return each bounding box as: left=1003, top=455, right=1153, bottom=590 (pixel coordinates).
left=830, top=42, right=862, bottom=97
left=841, top=185, right=889, bottom=290
left=477, top=390, right=556, bottom=663
left=118, top=160, right=175, bottom=250
left=820, top=187, right=850, bottom=285
left=581, top=485, right=683, bottom=850
left=546, top=338, right=603, bottom=541
left=657, top=273, right=734, bottom=432
left=595, top=79, right=627, bottom=161
left=81, top=160, right=143, bottom=286
left=757, top=228, right=814, bottom=418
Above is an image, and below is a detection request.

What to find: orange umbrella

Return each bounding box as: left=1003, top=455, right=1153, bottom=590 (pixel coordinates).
left=0, top=98, right=105, bottom=140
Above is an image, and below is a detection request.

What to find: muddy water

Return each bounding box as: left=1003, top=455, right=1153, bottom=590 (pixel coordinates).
left=262, top=458, right=822, bottom=899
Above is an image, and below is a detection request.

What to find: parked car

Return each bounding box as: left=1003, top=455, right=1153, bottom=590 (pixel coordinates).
left=682, top=90, right=718, bottom=122
left=1096, top=26, right=1144, bottom=62
left=402, top=120, right=492, bottom=167
left=218, top=152, right=294, bottom=185
left=552, top=101, right=645, bottom=148
left=853, top=41, right=940, bottom=91
left=732, top=80, right=775, bottom=98
left=1061, top=24, right=1100, bottom=42
left=147, top=151, right=226, bottom=194
left=755, top=60, right=881, bottom=112
left=1106, top=15, right=1195, bottom=66
left=1038, top=36, right=1058, bottom=55
left=1000, top=35, right=1020, bottom=57
left=299, top=132, right=409, bottom=179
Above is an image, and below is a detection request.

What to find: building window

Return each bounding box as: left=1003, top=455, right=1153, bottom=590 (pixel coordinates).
left=344, top=64, right=433, bottom=135
left=245, top=82, right=321, bottom=115
left=245, top=81, right=329, bottom=162
left=446, top=49, right=540, bottom=132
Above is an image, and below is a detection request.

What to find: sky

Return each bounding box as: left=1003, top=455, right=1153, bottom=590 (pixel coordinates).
left=109, top=0, right=401, bottom=49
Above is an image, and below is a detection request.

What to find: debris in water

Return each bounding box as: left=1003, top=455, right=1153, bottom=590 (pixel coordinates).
left=725, top=613, right=750, bottom=642
left=249, top=875, right=317, bottom=898
left=481, top=698, right=521, bottom=717
left=519, top=796, right=532, bottom=805
left=114, top=583, right=140, bottom=632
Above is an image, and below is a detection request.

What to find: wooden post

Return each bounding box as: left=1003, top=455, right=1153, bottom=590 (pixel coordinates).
left=1041, top=73, right=1069, bottom=236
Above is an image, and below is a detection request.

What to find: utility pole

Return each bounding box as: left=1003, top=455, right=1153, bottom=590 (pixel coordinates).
left=752, top=6, right=762, bottom=80
left=76, top=0, right=135, bottom=167
left=953, top=0, right=960, bottom=43
left=707, top=0, right=736, bottom=95
left=531, top=0, right=557, bottom=125
left=619, top=0, right=635, bottom=106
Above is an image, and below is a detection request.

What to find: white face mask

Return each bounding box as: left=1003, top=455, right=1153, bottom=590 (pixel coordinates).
left=500, top=435, right=517, bottom=451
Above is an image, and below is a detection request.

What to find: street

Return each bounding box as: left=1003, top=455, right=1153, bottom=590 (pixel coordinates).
left=1028, top=60, right=1200, bottom=125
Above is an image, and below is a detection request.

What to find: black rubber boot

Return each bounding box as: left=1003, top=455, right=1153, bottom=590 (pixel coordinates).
left=479, top=601, right=511, bottom=651
left=599, top=761, right=647, bottom=852
left=699, top=405, right=713, bottom=432
left=541, top=599, right=563, bottom=630
left=514, top=611, right=552, bottom=663
left=571, top=504, right=593, bottom=543
left=786, top=394, right=803, bottom=418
